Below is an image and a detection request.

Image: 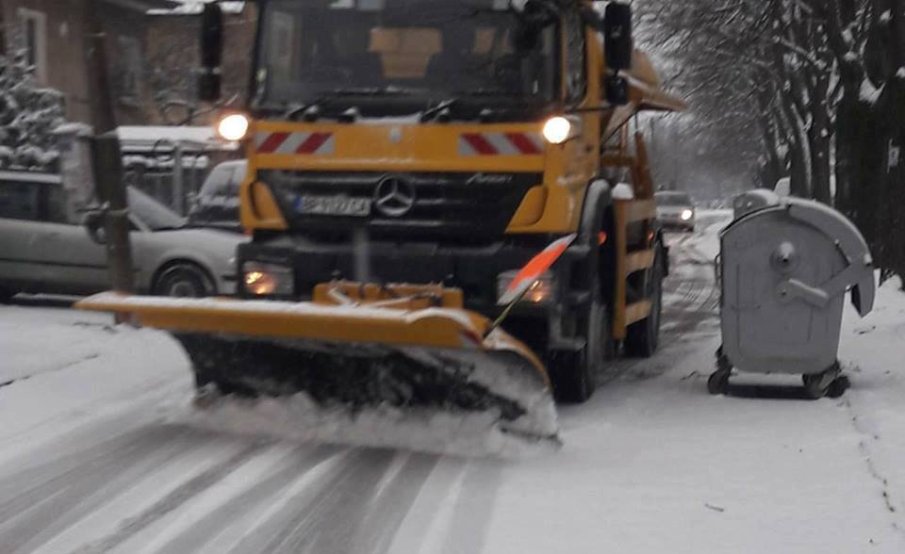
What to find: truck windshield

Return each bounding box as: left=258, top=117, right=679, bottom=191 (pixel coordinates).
left=255, top=0, right=558, bottom=115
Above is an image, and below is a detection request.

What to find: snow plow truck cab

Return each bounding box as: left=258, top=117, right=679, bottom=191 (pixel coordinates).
left=78, top=0, right=685, bottom=450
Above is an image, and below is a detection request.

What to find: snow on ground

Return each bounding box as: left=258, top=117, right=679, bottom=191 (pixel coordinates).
left=0, top=211, right=904, bottom=553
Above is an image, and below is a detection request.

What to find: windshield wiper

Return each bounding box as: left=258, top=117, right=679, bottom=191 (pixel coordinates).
left=331, top=86, right=421, bottom=97
left=420, top=98, right=460, bottom=123
left=152, top=224, right=188, bottom=232
left=456, top=89, right=533, bottom=98
left=283, top=87, right=423, bottom=121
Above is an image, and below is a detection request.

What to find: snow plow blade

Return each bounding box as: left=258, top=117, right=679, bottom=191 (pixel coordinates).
left=75, top=283, right=559, bottom=450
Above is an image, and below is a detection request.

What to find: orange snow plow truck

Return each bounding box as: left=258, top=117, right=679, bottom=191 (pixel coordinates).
left=78, top=0, right=684, bottom=448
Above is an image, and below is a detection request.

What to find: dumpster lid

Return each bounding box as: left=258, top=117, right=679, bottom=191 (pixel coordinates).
left=724, top=193, right=875, bottom=317
left=784, top=198, right=875, bottom=317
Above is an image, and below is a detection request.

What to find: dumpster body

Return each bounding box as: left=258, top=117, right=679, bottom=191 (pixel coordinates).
left=711, top=191, right=875, bottom=397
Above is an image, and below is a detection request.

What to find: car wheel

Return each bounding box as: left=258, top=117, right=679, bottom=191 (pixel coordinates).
left=154, top=264, right=214, bottom=298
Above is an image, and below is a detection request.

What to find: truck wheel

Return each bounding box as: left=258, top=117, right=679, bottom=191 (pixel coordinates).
left=0, top=286, right=14, bottom=304
left=624, top=245, right=664, bottom=357
left=551, top=300, right=609, bottom=404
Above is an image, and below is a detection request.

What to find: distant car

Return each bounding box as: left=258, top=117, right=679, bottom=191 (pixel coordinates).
left=0, top=170, right=246, bottom=301
left=189, top=160, right=246, bottom=232
left=655, top=191, right=696, bottom=232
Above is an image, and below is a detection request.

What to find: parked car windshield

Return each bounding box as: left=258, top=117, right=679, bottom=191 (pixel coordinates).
left=128, top=186, right=187, bottom=231
left=255, top=0, right=558, bottom=113
left=655, top=192, right=693, bottom=207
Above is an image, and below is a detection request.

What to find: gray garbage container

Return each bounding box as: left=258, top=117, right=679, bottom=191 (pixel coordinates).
left=709, top=190, right=875, bottom=398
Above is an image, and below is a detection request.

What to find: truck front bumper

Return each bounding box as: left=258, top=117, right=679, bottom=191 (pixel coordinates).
left=237, top=237, right=552, bottom=316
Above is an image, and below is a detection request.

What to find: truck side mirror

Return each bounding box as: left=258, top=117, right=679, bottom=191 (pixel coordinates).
left=604, top=75, right=629, bottom=106
left=199, top=2, right=224, bottom=102
left=603, top=2, right=633, bottom=72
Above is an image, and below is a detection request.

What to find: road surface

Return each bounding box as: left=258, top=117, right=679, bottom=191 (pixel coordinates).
left=1, top=211, right=904, bottom=554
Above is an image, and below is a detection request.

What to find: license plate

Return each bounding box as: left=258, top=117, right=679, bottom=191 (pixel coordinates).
left=298, top=195, right=371, bottom=217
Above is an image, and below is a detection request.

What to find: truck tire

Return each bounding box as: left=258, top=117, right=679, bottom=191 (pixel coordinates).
left=0, top=286, right=14, bottom=304
left=550, top=179, right=613, bottom=403
left=624, top=244, right=664, bottom=357
left=551, top=300, right=609, bottom=404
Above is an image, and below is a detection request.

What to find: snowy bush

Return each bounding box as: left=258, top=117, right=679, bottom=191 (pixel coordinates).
left=0, top=49, right=66, bottom=172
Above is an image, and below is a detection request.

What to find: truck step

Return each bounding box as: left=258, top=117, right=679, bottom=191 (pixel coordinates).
left=625, top=300, right=653, bottom=326
left=624, top=249, right=656, bottom=276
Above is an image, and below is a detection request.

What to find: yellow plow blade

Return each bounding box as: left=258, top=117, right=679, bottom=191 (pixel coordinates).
left=76, top=292, right=559, bottom=450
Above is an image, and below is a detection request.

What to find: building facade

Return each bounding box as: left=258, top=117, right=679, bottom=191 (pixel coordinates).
left=0, top=0, right=239, bottom=129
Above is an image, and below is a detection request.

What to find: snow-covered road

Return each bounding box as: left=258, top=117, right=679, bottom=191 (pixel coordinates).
left=1, top=211, right=904, bottom=553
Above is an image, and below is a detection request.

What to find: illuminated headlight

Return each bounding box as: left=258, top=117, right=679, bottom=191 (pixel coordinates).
left=497, top=270, right=556, bottom=305
left=542, top=116, right=580, bottom=145
left=217, top=113, right=250, bottom=142
left=681, top=209, right=694, bottom=221
left=243, top=262, right=293, bottom=296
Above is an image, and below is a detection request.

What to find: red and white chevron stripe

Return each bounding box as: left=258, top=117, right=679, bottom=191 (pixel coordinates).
left=459, top=132, right=545, bottom=156
left=254, top=132, right=335, bottom=155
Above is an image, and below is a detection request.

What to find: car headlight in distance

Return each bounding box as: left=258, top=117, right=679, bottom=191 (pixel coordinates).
left=497, top=270, right=556, bottom=305
left=217, top=113, right=250, bottom=142
left=681, top=209, right=694, bottom=221
left=243, top=261, right=293, bottom=296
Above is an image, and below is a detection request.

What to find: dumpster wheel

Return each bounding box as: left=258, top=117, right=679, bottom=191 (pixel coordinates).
left=802, top=361, right=844, bottom=399
left=707, top=348, right=732, bottom=395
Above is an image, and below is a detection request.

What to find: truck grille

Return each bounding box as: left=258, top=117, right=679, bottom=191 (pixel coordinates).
left=262, top=171, right=541, bottom=241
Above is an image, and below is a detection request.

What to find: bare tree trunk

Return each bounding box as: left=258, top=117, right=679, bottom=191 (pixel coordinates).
left=877, top=0, right=905, bottom=279
left=809, top=90, right=834, bottom=204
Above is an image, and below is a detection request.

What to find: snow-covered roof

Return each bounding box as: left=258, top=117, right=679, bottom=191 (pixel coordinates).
left=0, top=170, right=62, bottom=184
left=116, top=126, right=239, bottom=152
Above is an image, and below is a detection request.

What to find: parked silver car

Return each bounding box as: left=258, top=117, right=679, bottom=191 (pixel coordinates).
left=0, top=171, right=246, bottom=301
left=655, top=191, right=696, bottom=232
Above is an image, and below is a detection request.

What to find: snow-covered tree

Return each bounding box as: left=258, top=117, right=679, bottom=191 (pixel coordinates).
left=0, top=49, right=66, bottom=171
left=640, top=0, right=905, bottom=284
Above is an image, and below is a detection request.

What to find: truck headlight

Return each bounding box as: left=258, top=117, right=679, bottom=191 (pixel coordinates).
left=542, top=117, right=572, bottom=145
left=681, top=209, right=694, bottom=221
left=543, top=116, right=582, bottom=145
left=243, top=262, right=293, bottom=296
left=497, top=270, right=556, bottom=305
left=217, top=113, right=250, bottom=142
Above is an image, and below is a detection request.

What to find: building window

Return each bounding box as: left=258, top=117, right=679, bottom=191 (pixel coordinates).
left=18, top=8, right=47, bottom=83
left=117, top=35, right=143, bottom=104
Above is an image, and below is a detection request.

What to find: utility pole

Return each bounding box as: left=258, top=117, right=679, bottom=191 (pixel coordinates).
left=84, top=0, right=134, bottom=299
left=84, top=0, right=116, bottom=134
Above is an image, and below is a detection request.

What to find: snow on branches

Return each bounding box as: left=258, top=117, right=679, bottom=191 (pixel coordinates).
left=0, top=49, right=66, bottom=171
left=640, top=0, right=905, bottom=280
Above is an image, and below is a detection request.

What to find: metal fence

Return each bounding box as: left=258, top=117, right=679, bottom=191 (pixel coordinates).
left=121, top=140, right=235, bottom=216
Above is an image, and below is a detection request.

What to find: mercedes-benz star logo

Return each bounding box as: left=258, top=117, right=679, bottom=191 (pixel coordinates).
left=373, top=176, right=416, bottom=218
